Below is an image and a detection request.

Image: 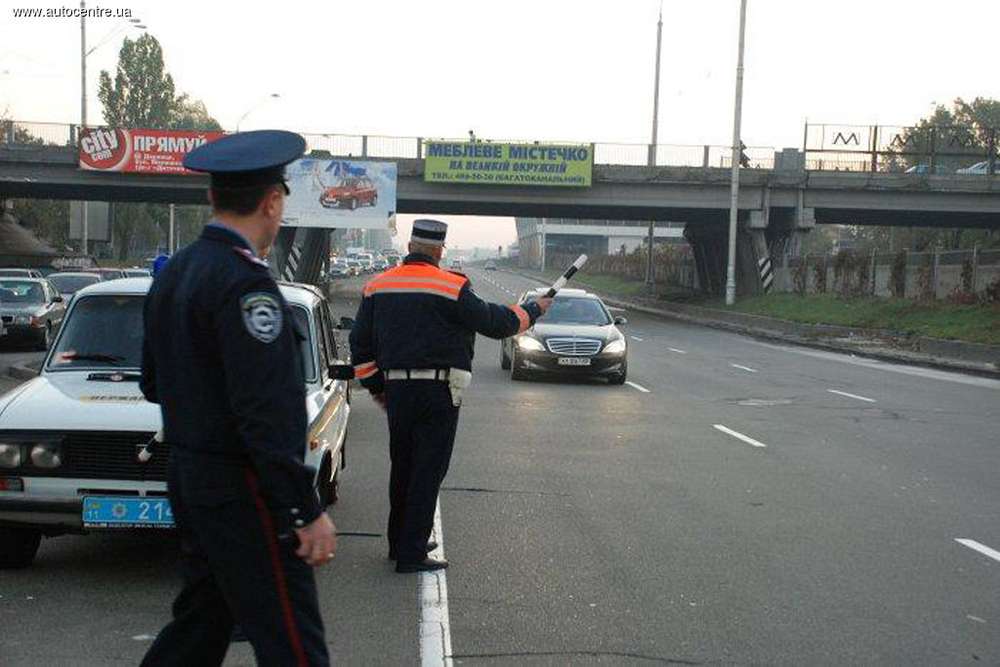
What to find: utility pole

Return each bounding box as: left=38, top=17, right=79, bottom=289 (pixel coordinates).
left=725, top=0, right=748, bottom=306
left=649, top=3, right=663, bottom=167
left=80, top=0, right=88, bottom=255
left=646, top=4, right=663, bottom=288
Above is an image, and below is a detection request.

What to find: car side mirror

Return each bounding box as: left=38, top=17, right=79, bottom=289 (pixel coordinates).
left=614, top=316, right=628, bottom=325
left=337, top=317, right=355, bottom=330
left=328, top=363, right=355, bottom=380
left=52, top=295, right=64, bottom=303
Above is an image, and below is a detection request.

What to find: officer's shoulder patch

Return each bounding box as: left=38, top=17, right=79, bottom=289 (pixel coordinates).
left=232, top=246, right=269, bottom=269
left=240, top=292, right=283, bottom=343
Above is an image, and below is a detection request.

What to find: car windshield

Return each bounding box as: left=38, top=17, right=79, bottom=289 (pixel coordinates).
left=47, top=295, right=144, bottom=369
left=0, top=280, right=45, bottom=304
left=48, top=274, right=101, bottom=294
left=536, top=296, right=611, bottom=325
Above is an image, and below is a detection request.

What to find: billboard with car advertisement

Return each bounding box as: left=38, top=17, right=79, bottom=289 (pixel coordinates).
left=78, top=127, right=224, bottom=174
left=424, top=141, right=592, bottom=187
left=282, top=159, right=396, bottom=229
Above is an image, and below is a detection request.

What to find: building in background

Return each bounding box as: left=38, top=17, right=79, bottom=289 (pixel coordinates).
left=515, top=217, right=686, bottom=267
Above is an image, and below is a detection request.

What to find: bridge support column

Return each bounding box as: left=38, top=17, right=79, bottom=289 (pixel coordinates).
left=270, top=226, right=332, bottom=285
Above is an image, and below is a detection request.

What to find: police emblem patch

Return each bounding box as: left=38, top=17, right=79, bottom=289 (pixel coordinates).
left=241, top=292, right=283, bottom=343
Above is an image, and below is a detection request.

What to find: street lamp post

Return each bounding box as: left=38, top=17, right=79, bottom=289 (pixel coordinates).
left=725, top=0, right=748, bottom=306
left=236, top=93, right=281, bottom=132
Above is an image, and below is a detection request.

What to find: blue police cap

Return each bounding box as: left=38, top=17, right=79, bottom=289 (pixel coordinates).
left=183, top=129, right=306, bottom=190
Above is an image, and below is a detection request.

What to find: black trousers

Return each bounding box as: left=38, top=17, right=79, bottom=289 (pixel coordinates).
left=385, top=380, right=460, bottom=564
left=141, top=454, right=329, bottom=667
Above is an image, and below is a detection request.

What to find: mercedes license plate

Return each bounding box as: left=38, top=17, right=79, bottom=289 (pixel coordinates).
left=557, top=357, right=591, bottom=366
left=82, top=496, right=174, bottom=528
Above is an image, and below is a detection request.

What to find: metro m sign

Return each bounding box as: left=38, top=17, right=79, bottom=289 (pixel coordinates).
left=79, top=127, right=224, bottom=174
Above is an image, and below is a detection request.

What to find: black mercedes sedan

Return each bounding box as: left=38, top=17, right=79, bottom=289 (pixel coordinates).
left=500, top=288, right=628, bottom=384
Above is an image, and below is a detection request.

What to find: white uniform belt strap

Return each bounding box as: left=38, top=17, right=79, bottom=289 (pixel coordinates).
left=384, top=369, right=451, bottom=381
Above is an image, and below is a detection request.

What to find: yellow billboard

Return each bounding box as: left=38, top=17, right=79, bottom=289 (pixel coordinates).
left=424, top=142, right=592, bottom=187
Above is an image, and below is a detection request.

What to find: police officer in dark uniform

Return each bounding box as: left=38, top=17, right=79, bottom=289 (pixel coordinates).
left=140, top=130, right=336, bottom=666
left=349, top=219, right=551, bottom=573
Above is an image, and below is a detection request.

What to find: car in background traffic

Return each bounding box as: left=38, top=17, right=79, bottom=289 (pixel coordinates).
left=81, top=268, right=128, bottom=281
left=319, top=176, right=379, bottom=210
left=449, top=258, right=463, bottom=271
left=0, top=278, right=353, bottom=568
left=484, top=260, right=497, bottom=271
left=46, top=272, right=102, bottom=301
left=123, top=268, right=151, bottom=278
left=328, top=259, right=353, bottom=279
left=904, top=164, right=951, bottom=175
left=0, top=278, right=65, bottom=350
left=0, top=268, right=44, bottom=279
left=500, top=288, right=628, bottom=384
left=956, top=160, right=998, bottom=175
left=372, top=256, right=389, bottom=272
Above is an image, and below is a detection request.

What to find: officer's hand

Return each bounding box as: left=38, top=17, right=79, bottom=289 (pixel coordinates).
left=371, top=392, right=387, bottom=411
left=534, top=297, right=553, bottom=314
left=295, top=512, right=337, bottom=567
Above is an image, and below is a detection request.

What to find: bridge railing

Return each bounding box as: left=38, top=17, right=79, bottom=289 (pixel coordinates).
left=804, top=123, right=999, bottom=174
left=2, top=119, right=780, bottom=171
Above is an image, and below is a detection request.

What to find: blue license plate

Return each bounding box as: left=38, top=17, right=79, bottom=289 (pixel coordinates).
left=82, top=496, right=174, bottom=528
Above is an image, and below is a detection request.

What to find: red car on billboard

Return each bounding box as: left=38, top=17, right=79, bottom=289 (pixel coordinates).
left=319, top=176, right=379, bottom=210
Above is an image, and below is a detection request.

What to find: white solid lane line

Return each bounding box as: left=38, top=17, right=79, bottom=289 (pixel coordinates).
left=419, top=500, right=453, bottom=666
left=730, top=364, right=758, bottom=373
left=668, top=348, right=687, bottom=354
left=956, top=539, right=1000, bottom=564
left=630, top=336, right=644, bottom=342
left=828, top=389, right=877, bottom=403
left=713, top=424, right=767, bottom=448
left=625, top=381, right=651, bottom=393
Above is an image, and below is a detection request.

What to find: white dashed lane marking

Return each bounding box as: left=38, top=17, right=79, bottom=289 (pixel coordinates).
left=827, top=389, right=877, bottom=403
left=630, top=336, right=644, bottom=342
left=713, top=424, right=768, bottom=448
left=668, top=348, right=687, bottom=354
left=956, top=539, right=1000, bottom=564
left=730, top=364, right=758, bottom=373
left=625, top=381, right=651, bottom=393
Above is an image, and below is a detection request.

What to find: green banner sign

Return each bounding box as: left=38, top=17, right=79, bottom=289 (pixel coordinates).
left=424, top=142, right=592, bottom=187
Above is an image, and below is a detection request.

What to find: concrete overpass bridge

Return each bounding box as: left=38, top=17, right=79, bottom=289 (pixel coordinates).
left=2, top=122, right=999, bottom=294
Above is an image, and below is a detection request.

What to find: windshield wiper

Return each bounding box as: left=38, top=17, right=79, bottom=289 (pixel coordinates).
left=58, top=353, right=127, bottom=365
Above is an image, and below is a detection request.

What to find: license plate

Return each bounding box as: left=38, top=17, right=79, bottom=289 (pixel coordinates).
left=82, top=496, right=174, bottom=528
left=557, top=357, right=592, bottom=366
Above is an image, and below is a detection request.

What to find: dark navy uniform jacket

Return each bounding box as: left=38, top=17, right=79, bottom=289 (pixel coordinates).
left=141, top=224, right=321, bottom=525
left=348, top=253, right=543, bottom=393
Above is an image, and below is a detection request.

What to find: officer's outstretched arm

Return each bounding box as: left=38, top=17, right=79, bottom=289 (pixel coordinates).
left=216, top=277, right=322, bottom=525
left=455, top=282, right=543, bottom=339
left=348, top=293, right=384, bottom=394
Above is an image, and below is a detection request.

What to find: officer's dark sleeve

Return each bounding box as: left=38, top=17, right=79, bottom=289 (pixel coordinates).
left=216, top=276, right=322, bottom=524
left=139, top=288, right=158, bottom=404
left=455, top=280, right=543, bottom=339
left=348, top=291, right=384, bottom=394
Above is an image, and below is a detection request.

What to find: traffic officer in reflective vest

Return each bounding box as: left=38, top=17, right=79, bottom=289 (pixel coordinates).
left=140, top=130, right=335, bottom=666
left=349, top=219, right=551, bottom=573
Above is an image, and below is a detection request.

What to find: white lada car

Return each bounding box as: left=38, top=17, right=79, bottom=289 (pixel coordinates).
left=0, top=278, right=353, bottom=568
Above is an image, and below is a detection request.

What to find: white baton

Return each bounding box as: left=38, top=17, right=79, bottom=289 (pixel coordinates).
left=544, top=254, right=588, bottom=297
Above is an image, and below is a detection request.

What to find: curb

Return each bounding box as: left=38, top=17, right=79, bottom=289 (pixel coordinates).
left=504, top=269, right=1000, bottom=379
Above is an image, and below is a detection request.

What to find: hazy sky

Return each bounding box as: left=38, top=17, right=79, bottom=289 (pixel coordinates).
left=3, top=0, right=999, bottom=247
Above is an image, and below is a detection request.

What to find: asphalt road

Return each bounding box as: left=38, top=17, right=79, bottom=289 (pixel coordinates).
left=2, top=268, right=998, bottom=665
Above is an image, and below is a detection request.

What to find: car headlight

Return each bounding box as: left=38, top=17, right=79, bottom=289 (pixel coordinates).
left=602, top=339, right=627, bottom=355
left=14, top=315, right=30, bottom=325
left=30, top=443, right=62, bottom=469
left=0, top=444, right=23, bottom=468
left=516, top=336, right=545, bottom=352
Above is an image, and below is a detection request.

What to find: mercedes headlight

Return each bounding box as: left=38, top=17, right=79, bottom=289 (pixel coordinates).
left=30, top=443, right=62, bottom=469
left=602, top=339, right=627, bottom=355
left=0, top=444, right=23, bottom=468
left=516, top=336, right=545, bottom=352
